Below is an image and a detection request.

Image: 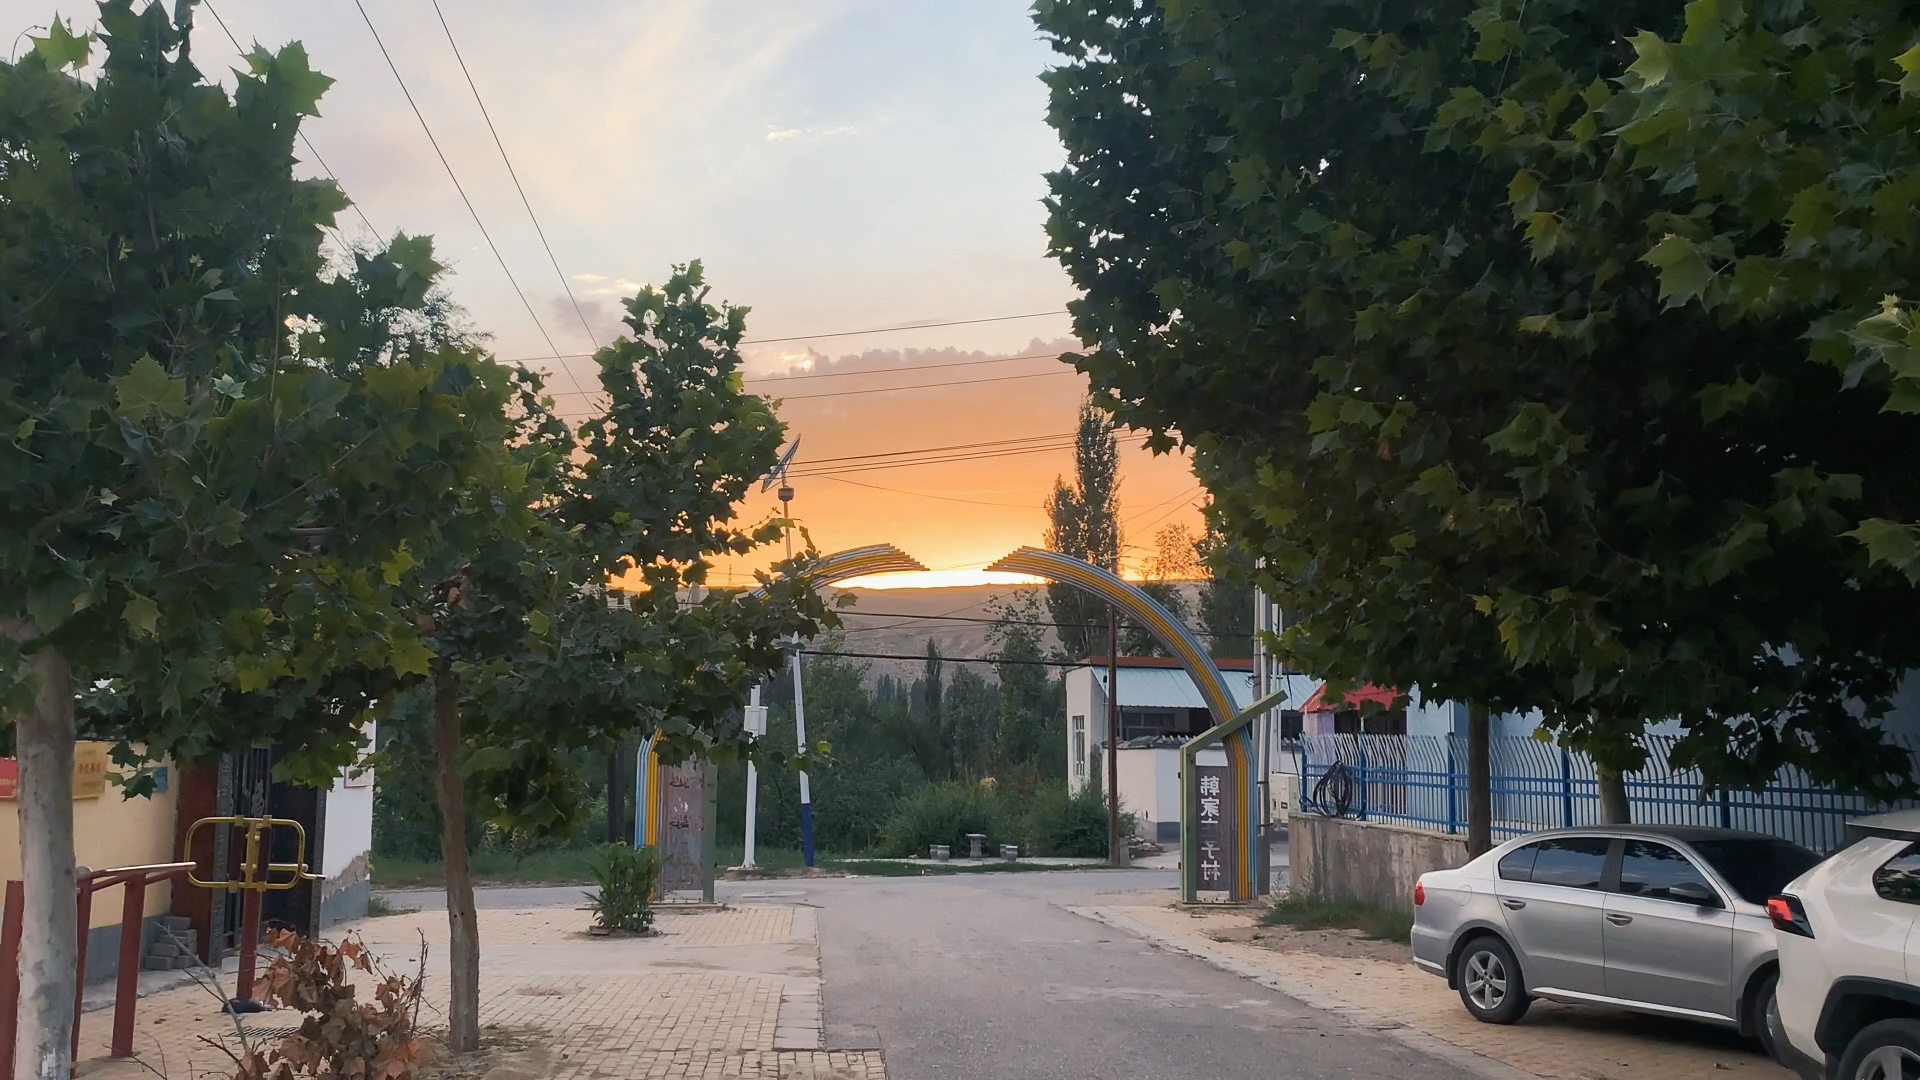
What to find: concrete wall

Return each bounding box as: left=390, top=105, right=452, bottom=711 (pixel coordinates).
left=1065, top=668, right=1106, bottom=794
left=318, top=723, right=375, bottom=927
left=1116, top=746, right=1181, bottom=842
left=0, top=750, right=178, bottom=930
left=1289, top=813, right=1469, bottom=915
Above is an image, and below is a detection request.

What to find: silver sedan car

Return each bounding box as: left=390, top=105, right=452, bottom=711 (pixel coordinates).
left=1412, top=825, right=1820, bottom=1055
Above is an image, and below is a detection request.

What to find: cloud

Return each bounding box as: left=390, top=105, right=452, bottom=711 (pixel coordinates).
left=763, top=123, right=862, bottom=144
left=574, top=272, right=607, bottom=283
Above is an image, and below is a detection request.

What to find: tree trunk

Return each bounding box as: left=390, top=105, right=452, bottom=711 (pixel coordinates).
left=432, top=675, right=481, bottom=1054
left=1466, top=701, right=1492, bottom=857
left=1597, top=767, right=1631, bottom=824
left=3, top=619, right=77, bottom=1080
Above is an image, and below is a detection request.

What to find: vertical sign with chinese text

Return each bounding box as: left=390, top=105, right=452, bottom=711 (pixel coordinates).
left=656, top=760, right=712, bottom=898
left=1192, top=762, right=1235, bottom=900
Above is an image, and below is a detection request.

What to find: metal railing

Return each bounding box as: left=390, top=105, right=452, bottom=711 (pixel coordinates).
left=1296, top=733, right=1920, bottom=853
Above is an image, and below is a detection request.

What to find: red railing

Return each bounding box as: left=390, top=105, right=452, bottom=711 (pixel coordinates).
left=0, top=861, right=194, bottom=1079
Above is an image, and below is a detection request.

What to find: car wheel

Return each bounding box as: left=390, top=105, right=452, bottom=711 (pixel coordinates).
left=1454, top=935, right=1530, bottom=1024
left=1838, top=1018, right=1920, bottom=1080
left=1752, top=970, right=1783, bottom=1061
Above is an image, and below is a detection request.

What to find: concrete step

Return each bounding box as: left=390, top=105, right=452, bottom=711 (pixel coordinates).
left=155, top=915, right=193, bottom=932
left=142, top=956, right=189, bottom=971
left=146, top=941, right=187, bottom=960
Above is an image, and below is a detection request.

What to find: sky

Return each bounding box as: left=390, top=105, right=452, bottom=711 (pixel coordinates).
left=6, top=0, right=1206, bottom=584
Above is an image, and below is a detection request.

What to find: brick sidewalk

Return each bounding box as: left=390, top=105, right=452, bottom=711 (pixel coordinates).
left=1071, top=904, right=1791, bottom=1080
left=74, top=905, right=883, bottom=1080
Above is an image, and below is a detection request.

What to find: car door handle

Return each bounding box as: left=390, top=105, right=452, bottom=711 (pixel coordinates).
left=1501, top=898, right=1525, bottom=910
left=1606, top=913, right=1633, bottom=926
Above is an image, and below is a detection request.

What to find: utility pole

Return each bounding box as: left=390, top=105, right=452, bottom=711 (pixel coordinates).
left=1106, top=604, right=1124, bottom=866
left=741, top=687, right=765, bottom=869
left=783, top=482, right=815, bottom=868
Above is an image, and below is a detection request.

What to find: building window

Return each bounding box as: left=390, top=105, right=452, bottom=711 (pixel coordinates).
left=1071, top=716, right=1087, bottom=779
left=1120, top=708, right=1181, bottom=741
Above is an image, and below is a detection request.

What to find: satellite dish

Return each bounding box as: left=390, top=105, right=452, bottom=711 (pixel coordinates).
left=761, top=436, right=801, bottom=492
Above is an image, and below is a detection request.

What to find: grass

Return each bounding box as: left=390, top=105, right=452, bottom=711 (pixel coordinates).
left=364, top=893, right=418, bottom=918
left=1260, top=894, right=1413, bottom=942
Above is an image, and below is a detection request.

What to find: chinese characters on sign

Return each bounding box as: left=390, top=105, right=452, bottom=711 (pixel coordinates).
left=0, top=741, right=112, bottom=801
left=656, top=761, right=710, bottom=897
left=1191, top=762, right=1234, bottom=898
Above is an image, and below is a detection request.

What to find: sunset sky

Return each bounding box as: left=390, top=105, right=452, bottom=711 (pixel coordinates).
left=1, top=0, right=1206, bottom=581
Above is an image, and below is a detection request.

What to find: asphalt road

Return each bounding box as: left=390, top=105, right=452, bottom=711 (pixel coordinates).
left=387, top=870, right=1477, bottom=1080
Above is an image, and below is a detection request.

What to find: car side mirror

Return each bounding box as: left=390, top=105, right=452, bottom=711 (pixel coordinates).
left=1667, top=881, right=1719, bottom=907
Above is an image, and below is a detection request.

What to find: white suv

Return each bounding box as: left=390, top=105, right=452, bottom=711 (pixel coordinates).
left=1773, top=810, right=1920, bottom=1080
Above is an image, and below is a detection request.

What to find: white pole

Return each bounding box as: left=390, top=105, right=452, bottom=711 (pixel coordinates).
left=793, top=649, right=814, bottom=866
left=743, top=685, right=763, bottom=869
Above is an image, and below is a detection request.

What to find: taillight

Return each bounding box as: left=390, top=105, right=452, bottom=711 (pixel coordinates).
left=1414, top=881, right=1426, bottom=906
left=1768, top=894, right=1814, bottom=938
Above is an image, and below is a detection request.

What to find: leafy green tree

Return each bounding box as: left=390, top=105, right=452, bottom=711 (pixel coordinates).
left=989, top=591, right=1068, bottom=777
left=1033, top=0, right=1920, bottom=824
left=1194, top=513, right=1255, bottom=661
left=1045, top=402, right=1121, bottom=660
left=0, top=10, right=515, bottom=1070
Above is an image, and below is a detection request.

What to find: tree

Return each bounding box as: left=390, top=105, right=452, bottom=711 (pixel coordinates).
left=1044, top=402, right=1121, bottom=661
left=409, top=264, right=831, bottom=1048
left=1194, top=514, right=1255, bottom=660
left=0, top=10, right=506, bottom=1070
left=989, top=591, right=1068, bottom=777
left=1033, top=0, right=1920, bottom=826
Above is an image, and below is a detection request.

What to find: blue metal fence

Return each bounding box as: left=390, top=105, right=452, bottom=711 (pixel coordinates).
left=1295, top=733, right=1920, bottom=853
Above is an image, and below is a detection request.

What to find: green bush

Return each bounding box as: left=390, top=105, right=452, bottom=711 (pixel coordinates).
left=1016, top=781, right=1131, bottom=858
left=878, top=781, right=1008, bottom=856
left=587, top=843, right=661, bottom=934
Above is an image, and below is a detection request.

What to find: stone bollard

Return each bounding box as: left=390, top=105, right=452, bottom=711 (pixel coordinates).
left=966, top=833, right=986, bottom=859
left=1001, top=845, right=1019, bottom=862
left=930, top=844, right=950, bottom=862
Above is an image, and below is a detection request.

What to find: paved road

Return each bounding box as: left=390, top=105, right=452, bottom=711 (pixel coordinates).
left=387, top=871, right=1477, bottom=1080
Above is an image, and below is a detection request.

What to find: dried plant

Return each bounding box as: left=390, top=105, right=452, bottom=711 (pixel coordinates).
left=227, top=929, right=430, bottom=1080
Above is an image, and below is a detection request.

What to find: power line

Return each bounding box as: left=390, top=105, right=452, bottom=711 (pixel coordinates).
left=199, top=2, right=379, bottom=242
left=536, top=350, right=1068, bottom=395
left=798, top=432, right=1075, bottom=468
left=1128, top=484, right=1207, bottom=535
left=429, top=0, right=600, bottom=357
left=837, top=608, right=1248, bottom=640
left=794, top=441, right=1081, bottom=479
left=349, top=0, right=583, bottom=398
left=745, top=310, right=1068, bottom=346
left=809, top=474, right=1040, bottom=509
left=777, top=369, right=1075, bottom=402
left=802, top=649, right=1081, bottom=669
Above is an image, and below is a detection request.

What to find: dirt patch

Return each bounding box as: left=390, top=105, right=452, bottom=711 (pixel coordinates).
left=1210, top=922, right=1415, bottom=964
left=419, top=1029, right=551, bottom=1080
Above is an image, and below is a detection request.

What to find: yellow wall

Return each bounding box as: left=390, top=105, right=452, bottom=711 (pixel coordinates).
left=0, top=760, right=178, bottom=929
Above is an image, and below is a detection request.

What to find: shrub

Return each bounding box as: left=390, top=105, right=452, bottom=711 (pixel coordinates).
left=587, top=843, right=661, bottom=934
left=877, top=781, right=1008, bottom=856
left=1016, top=780, right=1134, bottom=858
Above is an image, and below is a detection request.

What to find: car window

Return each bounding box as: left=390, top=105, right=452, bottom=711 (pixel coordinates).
left=1498, top=845, right=1539, bottom=882
left=1874, top=844, right=1920, bottom=905
left=1518, top=837, right=1610, bottom=889
left=1689, top=837, right=1822, bottom=905
left=1617, top=841, right=1717, bottom=903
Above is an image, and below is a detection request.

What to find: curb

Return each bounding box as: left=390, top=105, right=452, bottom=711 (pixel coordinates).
left=1063, top=905, right=1541, bottom=1080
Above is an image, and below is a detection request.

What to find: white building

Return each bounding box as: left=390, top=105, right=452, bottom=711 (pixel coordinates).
left=1064, top=657, right=1266, bottom=843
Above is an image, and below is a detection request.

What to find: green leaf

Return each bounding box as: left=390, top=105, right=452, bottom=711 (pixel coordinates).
left=1897, top=44, right=1920, bottom=98
left=380, top=546, right=417, bottom=586
left=387, top=635, right=434, bottom=677
left=1642, top=234, right=1713, bottom=308
left=31, top=20, right=92, bottom=69
left=267, top=42, right=336, bottom=118
left=122, top=594, right=160, bottom=639
left=1849, top=519, right=1920, bottom=581
left=113, top=358, right=187, bottom=420
left=462, top=745, right=515, bottom=776
left=1518, top=313, right=1561, bottom=335
left=528, top=609, right=551, bottom=635
left=1624, top=31, right=1673, bottom=88
left=15, top=419, right=35, bottom=441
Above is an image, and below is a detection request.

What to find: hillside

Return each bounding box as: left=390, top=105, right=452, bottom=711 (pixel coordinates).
left=817, top=584, right=1056, bottom=685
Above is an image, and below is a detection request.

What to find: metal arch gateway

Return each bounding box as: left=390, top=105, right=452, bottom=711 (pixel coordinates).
left=985, top=548, right=1275, bottom=903
left=644, top=543, right=1278, bottom=903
